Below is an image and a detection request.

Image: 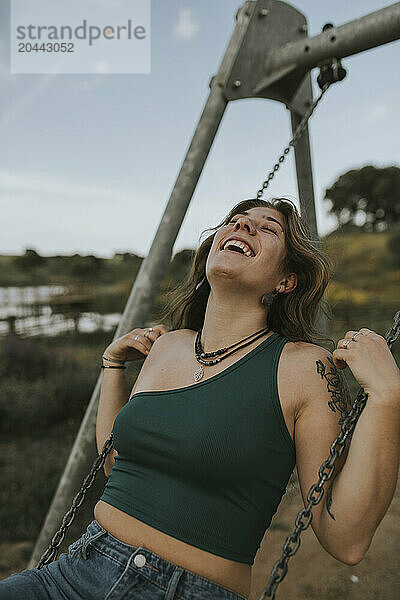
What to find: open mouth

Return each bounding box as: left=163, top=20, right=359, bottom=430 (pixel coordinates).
left=223, top=246, right=248, bottom=256
left=219, top=240, right=255, bottom=257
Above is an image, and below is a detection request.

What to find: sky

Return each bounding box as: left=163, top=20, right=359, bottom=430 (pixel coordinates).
left=0, top=0, right=399, bottom=259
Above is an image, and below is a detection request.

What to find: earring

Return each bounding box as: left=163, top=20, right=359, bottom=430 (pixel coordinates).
left=195, top=277, right=206, bottom=291
left=261, top=289, right=280, bottom=306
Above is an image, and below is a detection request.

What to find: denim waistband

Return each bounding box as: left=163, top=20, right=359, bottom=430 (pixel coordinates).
left=79, top=519, right=247, bottom=600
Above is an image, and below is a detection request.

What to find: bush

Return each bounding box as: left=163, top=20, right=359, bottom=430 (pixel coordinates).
left=0, top=365, right=94, bottom=435
left=0, top=336, right=54, bottom=380
left=0, top=422, right=107, bottom=542
left=0, top=331, right=111, bottom=544
left=13, top=249, right=46, bottom=271
left=67, top=254, right=106, bottom=280
left=0, top=337, right=99, bottom=434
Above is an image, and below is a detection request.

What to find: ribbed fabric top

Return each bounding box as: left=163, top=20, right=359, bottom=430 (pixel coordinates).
left=100, top=331, right=296, bottom=565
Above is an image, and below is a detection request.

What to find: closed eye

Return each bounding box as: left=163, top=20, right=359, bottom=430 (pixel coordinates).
left=228, top=219, right=278, bottom=236
left=261, top=226, right=278, bottom=235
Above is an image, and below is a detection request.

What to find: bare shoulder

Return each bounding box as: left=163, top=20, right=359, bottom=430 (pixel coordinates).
left=149, top=327, right=193, bottom=353
left=282, top=342, right=331, bottom=381
left=283, top=339, right=330, bottom=359
left=282, top=339, right=335, bottom=375
left=280, top=340, right=342, bottom=417
left=130, top=328, right=194, bottom=395
left=153, top=328, right=193, bottom=343
left=292, top=341, right=352, bottom=421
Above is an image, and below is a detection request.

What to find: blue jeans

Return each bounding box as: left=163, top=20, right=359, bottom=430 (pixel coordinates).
left=0, top=519, right=248, bottom=600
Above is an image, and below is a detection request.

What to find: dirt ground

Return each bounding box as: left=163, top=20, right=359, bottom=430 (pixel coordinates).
left=1, top=467, right=399, bottom=600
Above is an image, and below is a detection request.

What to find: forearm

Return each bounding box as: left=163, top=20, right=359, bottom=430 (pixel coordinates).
left=96, top=365, right=130, bottom=455
left=320, top=393, right=400, bottom=562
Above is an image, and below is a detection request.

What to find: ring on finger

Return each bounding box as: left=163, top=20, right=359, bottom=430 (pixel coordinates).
left=342, top=338, right=351, bottom=348
left=135, top=334, right=140, bottom=341
left=351, top=331, right=363, bottom=341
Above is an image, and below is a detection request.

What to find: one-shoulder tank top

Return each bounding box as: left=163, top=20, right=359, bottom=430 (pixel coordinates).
left=99, top=331, right=296, bottom=565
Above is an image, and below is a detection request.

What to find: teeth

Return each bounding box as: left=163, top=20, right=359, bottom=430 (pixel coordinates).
left=222, top=239, right=254, bottom=256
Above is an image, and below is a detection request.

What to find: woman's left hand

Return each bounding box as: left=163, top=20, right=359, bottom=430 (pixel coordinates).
left=332, top=328, right=400, bottom=402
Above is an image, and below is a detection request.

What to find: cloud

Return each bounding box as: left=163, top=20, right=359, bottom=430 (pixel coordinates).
left=365, top=105, right=387, bottom=122
left=173, top=7, right=200, bottom=41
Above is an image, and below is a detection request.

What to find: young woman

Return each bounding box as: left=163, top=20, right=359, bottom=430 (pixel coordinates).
left=2, top=198, right=399, bottom=600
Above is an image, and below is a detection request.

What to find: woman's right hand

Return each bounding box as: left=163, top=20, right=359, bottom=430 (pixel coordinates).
left=103, top=323, right=169, bottom=363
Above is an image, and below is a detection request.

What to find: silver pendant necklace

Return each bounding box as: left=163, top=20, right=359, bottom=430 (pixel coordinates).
left=193, top=326, right=270, bottom=381
left=193, top=365, right=204, bottom=382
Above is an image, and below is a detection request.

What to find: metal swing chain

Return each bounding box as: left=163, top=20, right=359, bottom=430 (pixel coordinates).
left=256, top=57, right=347, bottom=200
left=259, top=312, right=400, bottom=600
left=35, top=432, right=114, bottom=569
left=255, top=83, right=330, bottom=199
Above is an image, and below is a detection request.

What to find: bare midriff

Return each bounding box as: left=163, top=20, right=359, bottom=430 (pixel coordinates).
left=95, top=329, right=298, bottom=600
left=93, top=500, right=252, bottom=599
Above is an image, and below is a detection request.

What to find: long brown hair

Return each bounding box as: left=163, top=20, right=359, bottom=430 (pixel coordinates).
left=157, top=198, right=334, bottom=348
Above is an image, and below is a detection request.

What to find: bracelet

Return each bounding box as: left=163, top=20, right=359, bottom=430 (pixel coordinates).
left=101, top=365, right=127, bottom=369
left=102, top=354, right=126, bottom=365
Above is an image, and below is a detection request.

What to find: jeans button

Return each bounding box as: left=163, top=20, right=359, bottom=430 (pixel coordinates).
left=134, top=553, right=146, bottom=567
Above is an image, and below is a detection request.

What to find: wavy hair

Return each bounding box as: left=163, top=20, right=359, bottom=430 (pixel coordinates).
left=157, top=198, right=334, bottom=348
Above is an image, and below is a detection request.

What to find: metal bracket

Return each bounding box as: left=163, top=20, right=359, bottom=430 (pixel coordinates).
left=224, top=0, right=313, bottom=116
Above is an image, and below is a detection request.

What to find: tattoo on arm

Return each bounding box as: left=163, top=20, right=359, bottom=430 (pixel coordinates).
left=316, top=355, right=352, bottom=425
left=316, top=355, right=352, bottom=521
left=325, top=476, right=336, bottom=520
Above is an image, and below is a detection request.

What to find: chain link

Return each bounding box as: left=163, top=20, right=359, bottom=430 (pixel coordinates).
left=255, top=83, right=331, bottom=199
left=260, top=310, right=400, bottom=600
left=256, top=55, right=347, bottom=200
left=35, top=433, right=114, bottom=569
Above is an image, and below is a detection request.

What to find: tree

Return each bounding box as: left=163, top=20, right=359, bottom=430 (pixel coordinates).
left=14, top=248, right=46, bottom=271
left=68, top=254, right=105, bottom=279
left=324, top=165, right=400, bottom=232
left=113, top=251, right=141, bottom=262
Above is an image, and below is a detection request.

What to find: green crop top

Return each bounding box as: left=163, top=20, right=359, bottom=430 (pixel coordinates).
left=99, top=331, right=296, bottom=565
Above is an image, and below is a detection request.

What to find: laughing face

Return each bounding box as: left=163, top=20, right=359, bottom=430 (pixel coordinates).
left=205, top=206, right=289, bottom=297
